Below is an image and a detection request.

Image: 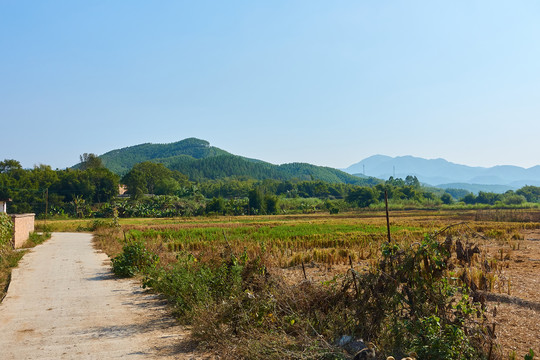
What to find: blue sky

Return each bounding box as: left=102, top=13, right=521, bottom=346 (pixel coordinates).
left=1, top=1, right=540, bottom=169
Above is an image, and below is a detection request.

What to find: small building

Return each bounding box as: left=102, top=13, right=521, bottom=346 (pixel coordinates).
left=0, top=198, right=10, bottom=213
left=118, top=184, right=128, bottom=195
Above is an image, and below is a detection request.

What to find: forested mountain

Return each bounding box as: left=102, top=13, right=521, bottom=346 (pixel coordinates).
left=344, top=155, right=540, bottom=188
left=88, top=138, right=378, bottom=185
left=162, top=155, right=376, bottom=184
left=97, top=138, right=231, bottom=174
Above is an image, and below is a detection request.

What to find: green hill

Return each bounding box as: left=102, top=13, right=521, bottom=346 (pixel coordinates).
left=92, top=138, right=378, bottom=185
left=99, top=138, right=230, bottom=174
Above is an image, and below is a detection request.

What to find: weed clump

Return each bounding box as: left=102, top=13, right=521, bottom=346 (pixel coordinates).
left=111, top=240, right=159, bottom=277
left=351, top=235, right=487, bottom=359
left=112, top=231, right=492, bottom=359
left=0, top=213, right=13, bottom=248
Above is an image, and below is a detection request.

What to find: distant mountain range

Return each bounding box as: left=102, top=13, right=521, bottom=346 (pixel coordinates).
left=94, top=138, right=377, bottom=185
left=85, top=140, right=539, bottom=193
left=343, top=155, right=540, bottom=191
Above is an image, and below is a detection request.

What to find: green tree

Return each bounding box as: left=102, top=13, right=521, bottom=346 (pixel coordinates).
left=440, top=193, right=453, bottom=205
left=79, top=153, right=104, bottom=170
left=347, top=187, right=378, bottom=208
left=264, top=194, right=279, bottom=215
left=386, top=176, right=405, bottom=187
left=476, top=191, right=500, bottom=205
left=87, top=168, right=119, bottom=203
left=405, top=175, right=420, bottom=188
left=502, top=193, right=526, bottom=205
left=206, top=197, right=226, bottom=214
left=122, top=162, right=188, bottom=197
left=248, top=188, right=264, bottom=214
left=516, top=185, right=540, bottom=203
left=0, top=159, right=22, bottom=173
left=461, top=193, right=476, bottom=205
left=122, top=168, right=147, bottom=199
left=444, top=188, right=470, bottom=200
left=155, top=177, right=181, bottom=196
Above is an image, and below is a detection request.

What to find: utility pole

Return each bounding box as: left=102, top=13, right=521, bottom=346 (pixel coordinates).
left=385, top=190, right=391, bottom=243
left=44, top=188, right=48, bottom=228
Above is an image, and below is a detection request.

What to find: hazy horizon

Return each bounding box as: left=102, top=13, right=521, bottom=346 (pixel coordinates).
left=2, top=1, right=540, bottom=170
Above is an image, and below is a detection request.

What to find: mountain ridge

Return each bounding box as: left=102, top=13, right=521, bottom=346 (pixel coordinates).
left=83, top=139, right=540, bottom=191
left=343, top=155, right=540, bottom=188
left=91, top=138, right=378, bottom=185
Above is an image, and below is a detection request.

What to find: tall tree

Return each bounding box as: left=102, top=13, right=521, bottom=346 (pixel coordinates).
left=248, top=188, right=265, bottom=214
left=122, top=161, right=188, bottom=197
left=346, top=187, right=378, bottom=208
left=0, top=159, right=22, bottom=173
left=79, top=153, right=103, bottom=170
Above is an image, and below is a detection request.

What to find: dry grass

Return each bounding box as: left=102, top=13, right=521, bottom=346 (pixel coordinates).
left=87, top=209, right=540, bottom=358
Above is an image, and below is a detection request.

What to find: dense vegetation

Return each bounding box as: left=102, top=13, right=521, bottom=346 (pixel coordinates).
left=0, top=159, right=119, bottom=216
left=2, top=155, right=540, bottom=219
left=79, top=137, right=379, bottom=184
left=96, top=138, right=232, bottom=174
left=0, top=213, right=13, bottom=248
left=2, top=137, right=540, bottom=219
left=161, top=154, right=376, bottom=184
left=90, top=211, right=540, bottom=359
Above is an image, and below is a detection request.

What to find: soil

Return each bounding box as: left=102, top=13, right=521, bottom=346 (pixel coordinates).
left=278, top=230, right=540, bottom=359
left=485, top=230, right=540, bottom=358
left=0, top=233, right=210, bottom=359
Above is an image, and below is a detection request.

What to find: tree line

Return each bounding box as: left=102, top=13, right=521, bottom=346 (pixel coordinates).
left=1, top=157, right=539, bottom=218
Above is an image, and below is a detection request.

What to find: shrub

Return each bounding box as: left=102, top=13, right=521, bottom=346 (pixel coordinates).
left=111, top=241, right=159, bottom=277
left=109, top=224, right=493, bottom=359
left=26, top=231, right=51, bottom=246
left=350, top=235, right=488, bottom=359
left=89, top=219, right=117, bottom=231
left=0, top=213, right=13, bottom=247
left=143, top=250, right=249, bottom=320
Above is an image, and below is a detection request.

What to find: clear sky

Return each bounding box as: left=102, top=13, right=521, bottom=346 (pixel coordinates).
left=2, top=1, right=540, bottom=170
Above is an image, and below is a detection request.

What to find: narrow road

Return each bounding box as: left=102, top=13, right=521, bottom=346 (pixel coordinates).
left=0, top=233, right=196, bottom=360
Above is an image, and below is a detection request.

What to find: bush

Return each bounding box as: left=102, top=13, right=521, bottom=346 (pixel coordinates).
left=503, top=194, right=527, bottom=205
left=144, top=251, right=247, bottom=320
left=0, top=213, right=13, bottom=247
left=89, top=218, right=118, bottom=231
left=352, top=235, right=489, bottom=359
left=116, top=228, right=492, bottom=359
left=111, top=241, right=159, bottom=277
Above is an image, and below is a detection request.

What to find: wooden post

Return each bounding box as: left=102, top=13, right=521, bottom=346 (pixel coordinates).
left=385, top=190, right=391, bottom=242
left=349, top=255, right=358, bottom=297
left=44, top=188, right=48, bottom=229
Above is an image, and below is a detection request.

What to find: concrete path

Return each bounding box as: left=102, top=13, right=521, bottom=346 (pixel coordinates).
left=0, top=233, right=198, bottom=360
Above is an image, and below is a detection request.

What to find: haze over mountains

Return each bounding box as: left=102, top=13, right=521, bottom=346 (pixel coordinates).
left=89, top=138, right=540, bottom=193
left=343, top=155, right=540, bottom=191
